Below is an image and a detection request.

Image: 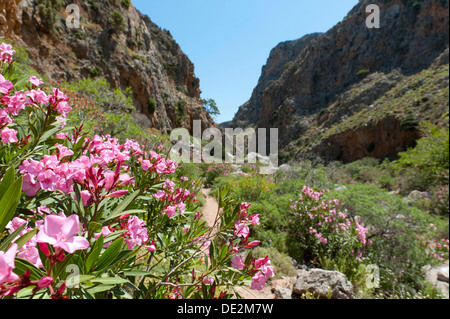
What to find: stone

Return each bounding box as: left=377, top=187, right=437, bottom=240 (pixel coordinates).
left=293, top=269, right=354, bottom=299
left=273, top=286, right=293, bottom=300
left=437, top=267, right=449, bottom=283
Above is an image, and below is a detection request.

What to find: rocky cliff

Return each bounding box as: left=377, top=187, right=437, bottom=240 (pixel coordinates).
left=231, top=0, right=449, bottom=163
left=0, top=0, right=215, bottom=134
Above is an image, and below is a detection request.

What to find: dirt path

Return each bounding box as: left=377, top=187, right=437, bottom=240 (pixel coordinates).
left=200, top=189, right=219, bottom=229
left=200, top=188, right=275, bottom=300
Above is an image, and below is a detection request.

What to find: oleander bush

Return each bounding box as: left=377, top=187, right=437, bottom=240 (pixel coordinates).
left=0, top=43, right=274, bottom=299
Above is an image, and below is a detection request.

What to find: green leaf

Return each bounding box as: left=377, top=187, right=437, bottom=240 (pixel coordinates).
left=85, top=284, right=115, bottom=294
left=13, top=258, right=46, bottom=281
left=0, top=223, right=26, bottom=252
left=91, top=277, right=130, bottom=285
left=121, top=270, right=152, bottom=277
left=0, top=176, right=23, bottom=233
left=0, top=167, right=15, bottom=202
left=88, top=221, right=103, bottom=234
left=86, top=235, right=104, bottom=272
left=93, top=237, right=124, bottom=274
left=102, top=190, right=141, bottom=224
left=13, top=229, right=39, bottom=250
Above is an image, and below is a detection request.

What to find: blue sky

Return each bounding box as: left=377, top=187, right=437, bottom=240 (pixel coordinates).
left=133, top=0, right=358, bottom=123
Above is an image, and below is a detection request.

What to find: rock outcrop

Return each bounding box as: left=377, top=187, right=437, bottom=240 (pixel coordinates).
left=0, top=0, right=215, bottom=134
left=231, top=0, right=449, bottom=163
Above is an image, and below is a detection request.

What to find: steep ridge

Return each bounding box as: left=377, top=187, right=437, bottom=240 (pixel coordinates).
left=0, top=0, right=215, bottom=134
left=231, top=0, right=449, bottom=163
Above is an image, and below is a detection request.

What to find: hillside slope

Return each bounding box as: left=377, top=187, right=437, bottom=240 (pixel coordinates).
left=231, top=0, right=449, bottom=163
left=0, top=0, right=215, bottom=134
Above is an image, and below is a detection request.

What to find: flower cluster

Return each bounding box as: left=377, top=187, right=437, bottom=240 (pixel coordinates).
left=288, top=186, right=370, bottom=263
left=229, top=203, right=274, bottom=291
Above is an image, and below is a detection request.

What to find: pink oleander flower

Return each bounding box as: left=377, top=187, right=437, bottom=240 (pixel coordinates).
left=234, top=222, right=249, bottom=239
left=0, top=42, right=15, bottom=62
left=36, top=214, right=89, bottom=254
left=250, top=271, right=266, bottom=291
left=1, top=127, right=18, bottom=144
left=0, top=109, right=13, bottom=126
left=28, top=76, right=44, bottom=87
left=231, top=255, right=245, bottom=270
left=4, top=92, right=26, bottom=115
left=79, top=190, right=93, bottom=206
left=0, top=74, right=13, bottom=94
left=0, top=243, right=19, bottom=285
left=250, top=214, right=260, bottom=226
left=124, top=216, right=149, bottom=249
left=165, top=205, right=177, bottom=218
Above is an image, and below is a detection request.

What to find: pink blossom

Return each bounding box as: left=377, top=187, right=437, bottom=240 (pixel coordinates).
left=0, top=74, right=13, bottom=94
left=250, top=271, right=266, bottom=291
left=250, top=214, right=260, bottom=226
left=56, top=144, right=74, bottom=159
left=0, top=243, right=19, bottom=284
left=4, top=92, right=26, bottom=115
left=36, top=214, right=89, bottom=254
left=165, top=206, right=177, bottom=218
left=154, top=190, right=166, bottom=200
left=0, top=43, right=15, bottom=62
left=234, top=222, right=250, bottom=239
left=79, top=190, right=93, bottom=206
left=28, top=76, right=44, bottom=87
left=231, top=255, right=245, bottom=270
left=1, top=127, right=18, bottom=144
left=124, top=216, right=149, bottom=249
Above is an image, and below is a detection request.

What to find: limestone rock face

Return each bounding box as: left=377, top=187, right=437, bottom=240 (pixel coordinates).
left=0, top=0, right=216, bottom=134
left=231, top=0, right=449, bottom=162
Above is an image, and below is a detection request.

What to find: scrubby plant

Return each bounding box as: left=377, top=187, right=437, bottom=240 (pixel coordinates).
left=36, top=0, right=64, bottom=32
left=109, top=9, right=127, bottom=33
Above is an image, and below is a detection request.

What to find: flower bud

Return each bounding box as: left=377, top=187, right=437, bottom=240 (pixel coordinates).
left=37, top=276, right=53, bottom=289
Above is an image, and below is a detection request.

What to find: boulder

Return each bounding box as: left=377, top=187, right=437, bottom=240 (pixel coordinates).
left=293, top=269, right=354, bottom=299
left=438, top=267, right=449, bottom=283
left=273, top=286, right=293, bottom=300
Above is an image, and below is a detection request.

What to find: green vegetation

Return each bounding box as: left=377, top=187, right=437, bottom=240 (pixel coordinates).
left=201, top=98, right=221, bottom=117
left=36, top=0, right=64, bottom=32
left=195, top=132, right=449, bottom=298
left=356, top=69, right=370, bottom=77
left=109, top=9, right=127, bottom=32
left=177, top=100, right=187, bottom=123
left=148, top=96, right=157, bottom=114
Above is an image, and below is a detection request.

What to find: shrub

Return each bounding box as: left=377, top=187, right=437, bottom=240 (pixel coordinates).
left=356, top=69, right=370, bottom=77
left=148, top=96, right=157, bottom=115
left=177, top=100, right=187, bottom=123
left=286, top=186, right=370, bottom=266
left=36, top=0, right=63, bottom=32
left=109, top=10, right=127, bottom=32
left=326, top=183, right=444, bottom=295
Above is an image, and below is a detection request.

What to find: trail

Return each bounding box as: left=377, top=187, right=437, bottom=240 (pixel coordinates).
left=200, top=188, right=275, bottom=300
